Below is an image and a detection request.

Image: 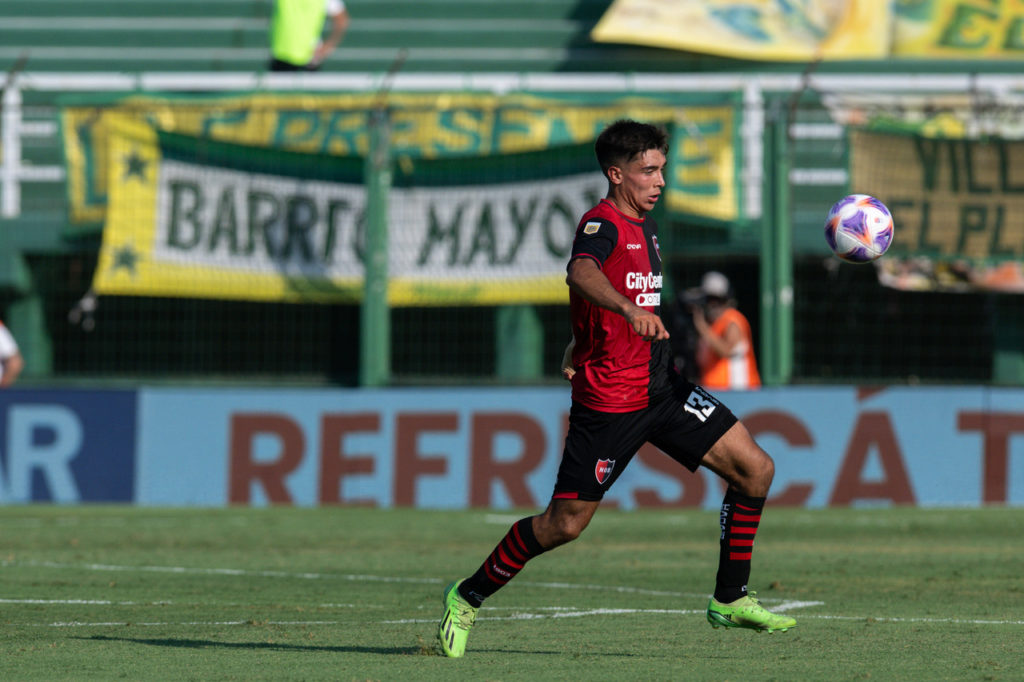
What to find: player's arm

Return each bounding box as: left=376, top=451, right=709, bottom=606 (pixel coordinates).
left=0, top=350, right=23, bottom=387
left=313, top=4, right=350, bottom=64
left=560, top=334, right=575, bottom=380
left=566, top=257, right=669, bottom=342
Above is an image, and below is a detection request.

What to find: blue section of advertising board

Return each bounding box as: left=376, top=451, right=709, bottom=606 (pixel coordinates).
left=0, top=389, right=136, bottom=503
left=5, top=384, right=1024, bottom=509
left=135, top=385, right=1024, bottom=509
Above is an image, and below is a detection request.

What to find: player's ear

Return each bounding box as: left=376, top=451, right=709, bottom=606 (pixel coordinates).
left=606, top=165, right=623, bottom=185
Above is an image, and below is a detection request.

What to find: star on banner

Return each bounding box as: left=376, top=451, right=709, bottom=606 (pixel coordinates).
left=123, top=151, right=149, bottom=181
left=111, top=244, right=140, bottom=275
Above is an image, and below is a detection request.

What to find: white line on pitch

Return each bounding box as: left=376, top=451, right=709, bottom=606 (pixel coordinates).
left=386, top=609, right=1024, bottom=627
left=40, top=621, right=345, bottom=628
left=387, top=608, right=708, bottom=624
left=0, top=559, right=730, bottom=601
left=0, top=598, right=171, bottom=606
left=29, top=610, right=1024, bottom=628
left=800, top=614, right=1024, bottom=626
left=1, top=559, right=438, bottom=584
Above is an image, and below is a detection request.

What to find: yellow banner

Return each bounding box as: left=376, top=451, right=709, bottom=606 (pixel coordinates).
left=851, top=129, right=1024, bottom=261
left=592, top=0, right=889, bottom=61
left=62, top=93, right=742, bottom=225
left=894, top=0, right=1024, bottom=58
left=667, top=106, right=738, bottom=220
left=93, top=118, right=617, bottom=305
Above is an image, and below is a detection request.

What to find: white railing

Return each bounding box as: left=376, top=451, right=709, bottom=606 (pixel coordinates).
left=4, top=70, right=1024, bottom=218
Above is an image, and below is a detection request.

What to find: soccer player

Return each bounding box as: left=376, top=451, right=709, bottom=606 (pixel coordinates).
left=437, top=119, right=795, bottom=658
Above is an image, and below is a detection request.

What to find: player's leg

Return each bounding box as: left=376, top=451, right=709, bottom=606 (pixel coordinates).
left=650, top=382, right=794, bottom=633
left=701, top=421, right=795, bottom=632
left=701, top=420, right=773, bottom=603
left=438, top=513, right=547, bottom=657
left=438, top=401, right=635, bottom=657
left=700, top=420, right=774, bottom=497
left=437, top=498, right=599, bottom=657
left=533, top=496, right=601, bottom=548
left=459, top=497, right=598, bottom=605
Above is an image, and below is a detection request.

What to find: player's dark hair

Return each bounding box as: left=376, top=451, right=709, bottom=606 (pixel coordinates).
left=594, top=120, right=669, bottom=177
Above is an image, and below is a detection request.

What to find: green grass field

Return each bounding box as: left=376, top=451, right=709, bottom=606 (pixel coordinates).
left=2, top=505, right=1022, bottom=681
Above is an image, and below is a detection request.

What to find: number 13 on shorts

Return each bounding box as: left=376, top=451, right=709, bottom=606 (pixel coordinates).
left=683, top=388, right=718, bottom=423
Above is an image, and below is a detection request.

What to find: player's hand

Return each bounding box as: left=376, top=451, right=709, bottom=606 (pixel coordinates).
left=626, top=307, right=669, bottom=342
left=560, top=337, right=576, bottom=380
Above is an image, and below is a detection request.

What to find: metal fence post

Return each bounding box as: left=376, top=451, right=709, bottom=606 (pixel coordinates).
left=359, top=108, right=392, bottom=387
left=1, top=83, right=22, bottom=218
left=760, top=97, right=794, bottom=386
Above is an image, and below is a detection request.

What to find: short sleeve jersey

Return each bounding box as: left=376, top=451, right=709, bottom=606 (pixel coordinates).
left=0, top=322, right=18, bottom=383
left=568, top=199, right=673, bottom=412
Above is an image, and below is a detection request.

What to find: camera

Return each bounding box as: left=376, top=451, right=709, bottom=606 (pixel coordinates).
left=679, top=287, right=706, bottom=308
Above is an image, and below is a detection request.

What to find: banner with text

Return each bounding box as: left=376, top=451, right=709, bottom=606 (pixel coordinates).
left=0, top=389, right=136, bottom=504
left=92, top=118, right=608, bottom=304
left=894, top=0, right=1024, bottom=59
left=592, top=0, right=1024, bottom=61
left=61, top=92, right=742, bottom=226
left=1, top=385, right=1023, bottom=508
left=592, top=0, right=889, bottom=61
left=850, top=129, right=1024, bottom=262
left=133, top=385, right=1024, bottom=509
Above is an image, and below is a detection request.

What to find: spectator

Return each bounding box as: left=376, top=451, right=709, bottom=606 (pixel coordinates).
left=269, top=0, right=350, bottom=71
left=692, top=271, right=761, bottom=390
left=0, top=321, right=23, bottom=387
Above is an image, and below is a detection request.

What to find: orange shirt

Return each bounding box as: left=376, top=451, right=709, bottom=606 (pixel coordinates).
left=696, top=308, right=761, bottom=390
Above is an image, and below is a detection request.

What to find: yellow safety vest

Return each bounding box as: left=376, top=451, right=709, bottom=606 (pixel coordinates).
left=270, top=0, right=327, bottom=66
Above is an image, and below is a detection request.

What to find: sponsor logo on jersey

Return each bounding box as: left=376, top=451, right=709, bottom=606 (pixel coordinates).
left=635, top=292, right=661, bottom=307
left=583, top=221, right=601, bottom=235
left=625, top=272, right=663, bottom=290
left=626, top=242, right=642, bottom=250
left=595, top=458, right=616, bottom=485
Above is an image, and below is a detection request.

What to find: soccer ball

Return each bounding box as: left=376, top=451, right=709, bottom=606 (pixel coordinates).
left=824, top=194, right=894, bottom=264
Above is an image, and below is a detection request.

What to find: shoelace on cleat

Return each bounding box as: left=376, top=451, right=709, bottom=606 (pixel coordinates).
left=452, top=602, right=477, bottom=629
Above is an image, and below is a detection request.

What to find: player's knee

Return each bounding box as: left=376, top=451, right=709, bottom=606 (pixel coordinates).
left=759, top=451, right=775, bottom=485
left=536, top=512, right=587, bottom=548
left=553, top=516, right=587, bottom=545
left=742, top=450, right=774, bottom=497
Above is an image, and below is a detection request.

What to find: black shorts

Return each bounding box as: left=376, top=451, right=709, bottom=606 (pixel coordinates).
left=554, top=380, right=737, bottom=501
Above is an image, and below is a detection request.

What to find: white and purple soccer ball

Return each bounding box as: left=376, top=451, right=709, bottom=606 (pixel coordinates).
left=824, top=194, right=894, bottom=264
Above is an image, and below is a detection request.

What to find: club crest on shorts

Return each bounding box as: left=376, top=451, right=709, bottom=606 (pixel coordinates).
left=595, top=458, right=615, bottom=485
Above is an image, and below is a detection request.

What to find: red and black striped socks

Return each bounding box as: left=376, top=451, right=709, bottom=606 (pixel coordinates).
left=458, top=517, right=547, bottom=607
left=714, top=489, right=766, bottom=604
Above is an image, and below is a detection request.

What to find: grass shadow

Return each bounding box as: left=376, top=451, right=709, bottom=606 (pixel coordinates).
left=79, top=635, right=423, bottom=655
left=78, top=635, right=647, bottom=658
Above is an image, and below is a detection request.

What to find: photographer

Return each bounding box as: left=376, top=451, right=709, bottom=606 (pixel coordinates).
left=690, top=271, right=761, bottom=391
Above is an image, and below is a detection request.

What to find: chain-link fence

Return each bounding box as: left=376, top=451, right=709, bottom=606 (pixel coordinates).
left=5, top=81, right=1024, bottom=386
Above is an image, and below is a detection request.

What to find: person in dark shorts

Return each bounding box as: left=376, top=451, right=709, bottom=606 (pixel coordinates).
left=437, top=119, right=796, bottom=658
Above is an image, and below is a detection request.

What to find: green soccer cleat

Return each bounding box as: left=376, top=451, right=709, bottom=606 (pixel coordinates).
left=706, top=592, right=796, bottom=633
left=437, top=580, right=479, bottom=657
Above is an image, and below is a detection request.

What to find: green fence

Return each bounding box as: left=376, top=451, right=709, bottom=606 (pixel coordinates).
left=5, top=85, right=1024, bottom=387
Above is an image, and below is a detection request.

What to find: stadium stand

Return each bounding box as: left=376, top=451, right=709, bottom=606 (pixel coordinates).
left=0, top=0, right=714, bottom=73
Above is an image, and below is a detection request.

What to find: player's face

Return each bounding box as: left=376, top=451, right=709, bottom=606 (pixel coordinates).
left=607, top=148, right=667, bottom=218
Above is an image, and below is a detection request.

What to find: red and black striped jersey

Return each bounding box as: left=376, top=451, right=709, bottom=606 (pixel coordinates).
left=567, top=199, right=673, bottom=412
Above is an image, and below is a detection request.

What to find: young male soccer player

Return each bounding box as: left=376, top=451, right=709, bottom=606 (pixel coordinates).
left=437, top=119, right=795, bottom=658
